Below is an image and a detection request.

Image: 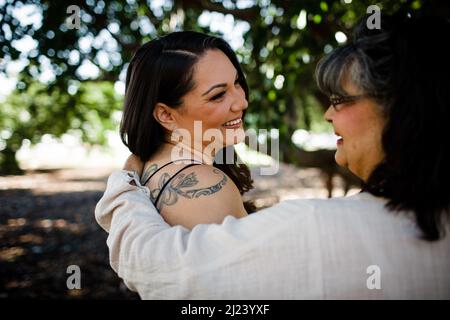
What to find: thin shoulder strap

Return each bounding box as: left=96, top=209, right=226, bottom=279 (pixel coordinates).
left=142, top=161, right=174, bottom=186
left=153, top=163, right=201, bottom=208
left=142, top=158, right=201, bottom=186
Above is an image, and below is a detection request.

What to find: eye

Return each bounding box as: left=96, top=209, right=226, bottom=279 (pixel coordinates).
left=340, top=98, right=356, bottom=106
left=211, top=91, right=226, bottom=101
left=330, top=95, right=350, bottom=106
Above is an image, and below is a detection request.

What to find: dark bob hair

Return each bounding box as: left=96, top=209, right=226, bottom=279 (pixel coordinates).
left=315, top=13, right=450, bottom=240
left=120, top=31, right=255, bottom=213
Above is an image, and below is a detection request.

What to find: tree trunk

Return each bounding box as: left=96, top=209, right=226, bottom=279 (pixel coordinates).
left=0, top=145, right=22, bottom=175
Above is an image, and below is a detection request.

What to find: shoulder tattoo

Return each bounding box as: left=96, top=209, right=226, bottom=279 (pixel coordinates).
left=154, top=168, right=227, bottom=211
left=140, top=163, right=158, bottom=186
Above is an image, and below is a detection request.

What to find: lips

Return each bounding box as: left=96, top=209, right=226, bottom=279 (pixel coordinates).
left=335, top=132, right=343, bottom=145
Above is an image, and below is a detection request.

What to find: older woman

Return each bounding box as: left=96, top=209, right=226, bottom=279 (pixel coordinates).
left=95, top=13, right=450, bottom=299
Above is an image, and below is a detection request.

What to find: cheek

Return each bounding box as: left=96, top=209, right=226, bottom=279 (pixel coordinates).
left=334, top=110, right=368, bottom=156
left=181, top=107, right=219, bottom=129
left=340, top=110, right=364, bottom=136
left=201, top=105, right=229, bottom=128
left=355, top=109, right=385, bottom=151
left=340, top=107, right=385, bottom=164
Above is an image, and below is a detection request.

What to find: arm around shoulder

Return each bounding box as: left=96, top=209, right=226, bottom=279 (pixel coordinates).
left=94, top=170, right=317, bottom=299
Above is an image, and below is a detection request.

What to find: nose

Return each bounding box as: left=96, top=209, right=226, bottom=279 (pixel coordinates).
left=230, top=87, right=248, bottom=112
left=324, top=105, right=335, bottom=123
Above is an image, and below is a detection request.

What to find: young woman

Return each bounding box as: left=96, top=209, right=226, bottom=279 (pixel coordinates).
left=120, top=31, right=255, bottom=229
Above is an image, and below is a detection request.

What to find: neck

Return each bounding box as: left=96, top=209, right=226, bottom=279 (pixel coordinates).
left=165, top=140, right=215, bottom=165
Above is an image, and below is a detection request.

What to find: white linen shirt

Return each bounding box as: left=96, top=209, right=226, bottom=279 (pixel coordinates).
left=94, top=170, right=450, bottom=299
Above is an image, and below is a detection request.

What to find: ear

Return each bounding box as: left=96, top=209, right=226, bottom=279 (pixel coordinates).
left=153, top=103, right=178, bottom=132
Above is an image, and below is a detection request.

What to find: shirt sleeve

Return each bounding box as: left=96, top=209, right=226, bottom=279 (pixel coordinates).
left=94, top=170, right=323, bottom=299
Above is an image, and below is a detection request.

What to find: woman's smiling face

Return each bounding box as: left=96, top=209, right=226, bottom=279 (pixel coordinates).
left=170, top=49, right=248, bottom=151
left=324, top=74, right=386, bottom=181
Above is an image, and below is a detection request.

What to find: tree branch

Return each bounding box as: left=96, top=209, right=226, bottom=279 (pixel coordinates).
left=143, top=4, right=162, bottom=29
left=108, top=29, right=140, bottom=52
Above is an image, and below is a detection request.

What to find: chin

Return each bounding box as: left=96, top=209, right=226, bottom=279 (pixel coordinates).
left=334, top=151, right=347, bottom=168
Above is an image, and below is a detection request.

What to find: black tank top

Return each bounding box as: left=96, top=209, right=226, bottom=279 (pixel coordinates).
left=141, top=159, right=203, bottom=210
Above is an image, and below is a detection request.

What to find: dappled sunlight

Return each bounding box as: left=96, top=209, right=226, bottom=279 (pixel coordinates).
left=0, top=246, right=27, bottom=262
left=18, top=234, right=44, bottom=245
left=0, top=168, right=111, bottom=194
left=6, top=218, right=27, bottom=228
left=0, top=175, right=139, bottom=299
left=244, top=163, right=361, bottom=209
left=34, top=218, right=85, bottom=234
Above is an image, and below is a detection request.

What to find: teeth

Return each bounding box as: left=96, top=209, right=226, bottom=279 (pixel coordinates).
left=223, top=118, right=242, bottom=126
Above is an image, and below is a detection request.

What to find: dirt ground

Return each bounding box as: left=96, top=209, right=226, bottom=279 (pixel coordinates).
left=0, top=164, right=358, bottom=299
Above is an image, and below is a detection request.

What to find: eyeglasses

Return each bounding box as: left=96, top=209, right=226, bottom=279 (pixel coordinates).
left=329, top=94, right=367, bottom=111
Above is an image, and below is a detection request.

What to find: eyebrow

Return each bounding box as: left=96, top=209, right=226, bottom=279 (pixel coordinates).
left=201, top=72, right=240, bottom=97
left=201, top=83, right=227, bottom=96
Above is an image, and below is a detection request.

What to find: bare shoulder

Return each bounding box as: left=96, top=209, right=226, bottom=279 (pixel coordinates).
left=157, top=164, right=248, bottom=229
left=184, top=164, right=232, bottom=191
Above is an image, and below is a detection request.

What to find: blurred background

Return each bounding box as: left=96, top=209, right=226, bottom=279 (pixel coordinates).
left=0, top=0, right=446, bottom=299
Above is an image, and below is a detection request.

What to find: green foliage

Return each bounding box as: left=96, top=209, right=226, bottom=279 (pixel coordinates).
left=0, top=0, right=438, bottom=173
left=0, top=81, right=122, bottom=173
